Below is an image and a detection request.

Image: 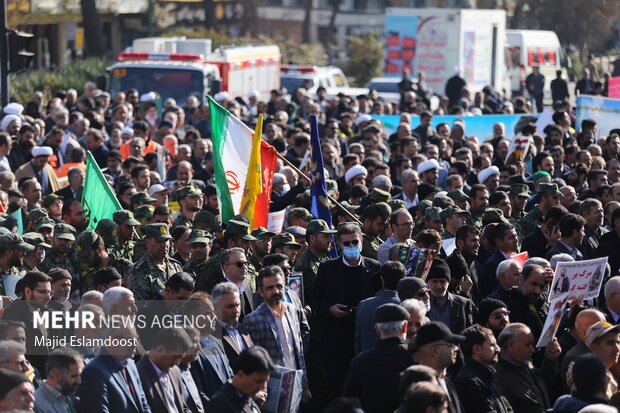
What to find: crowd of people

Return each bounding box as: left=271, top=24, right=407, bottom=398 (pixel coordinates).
left=0, top=66, right=619, bottom=413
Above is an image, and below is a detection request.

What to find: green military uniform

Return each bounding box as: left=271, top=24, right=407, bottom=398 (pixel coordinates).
left=39, top=223, right=77, bottom=275
left=519, top=183, right=562, bottom=238
left=173, top=186, right=204, bottom=229
left=183, top=230, right=212, bottom=280
left=0, top=233, right=34, bottom=295
left=360, top=202, right=391, bottom=260
left=125, top=224, right=183, bottom=300
left=130, top=191, right=157, bottom=208
left=19, top=232, right=51, bottom=274
left=293, top=219, right=336, bottom=306
left=73, top=230, right=132, bottom=294
left=440, top=205, right=470, bottom=240
left=95, top=219, right=119, bottom=251
left=111, top=210, right=141, bottom=261
left=134, top=205, right=155, bottom=237
left=173, top=214, right=193, bottom=228
left=467, top=214, right=483, bottom=229
left=412, top=206, right=442, bottom=239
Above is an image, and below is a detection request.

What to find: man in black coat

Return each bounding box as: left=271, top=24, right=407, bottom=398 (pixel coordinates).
left=550, top=70, right=569, bottom=102
left=204, top=347, right=273, bottom=413
left=445, top=69, right=467, bottom=109
left=313, top=223, right=381, bottom=399
left=480, top=223, right=519, bottom=297
left=454, top=325, right=513, bottom=413
left=343, top=303, right=414, bottom=413
left=426, top=259, right=475, bottom=335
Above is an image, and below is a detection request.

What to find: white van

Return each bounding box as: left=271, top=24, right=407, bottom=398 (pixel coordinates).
left=505, top=30, right=563, bottom=100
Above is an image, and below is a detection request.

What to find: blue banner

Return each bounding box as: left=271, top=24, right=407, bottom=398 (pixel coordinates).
left=372, top=114, right=538, bottom=143
left=576, top=95, right=620, bottom=138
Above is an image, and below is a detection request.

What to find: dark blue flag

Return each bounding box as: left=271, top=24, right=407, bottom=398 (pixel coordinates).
left=309, top=115, right=338, bottom=258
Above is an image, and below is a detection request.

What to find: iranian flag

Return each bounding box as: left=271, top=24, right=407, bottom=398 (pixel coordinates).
left=208, top=96, right=253, bottom=223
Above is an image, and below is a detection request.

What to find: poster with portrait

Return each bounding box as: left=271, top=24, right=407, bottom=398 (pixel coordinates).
left=505, top=135, right=531, bottom=164
left=288, top=272, right=303, bottom=306
left=263, top=366, right=303, bottom=413
left=405, top=248, right=438, bottom=281
left=536, top=292, right=569, bottom=348
left=548, top=257, right=608, bottom=302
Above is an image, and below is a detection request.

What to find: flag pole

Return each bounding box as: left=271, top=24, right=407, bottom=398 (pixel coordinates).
left=273, top=149, right=363, bottom=226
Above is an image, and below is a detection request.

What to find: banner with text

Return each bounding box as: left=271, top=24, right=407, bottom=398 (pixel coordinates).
left=576, top=95, right=620, bottom=138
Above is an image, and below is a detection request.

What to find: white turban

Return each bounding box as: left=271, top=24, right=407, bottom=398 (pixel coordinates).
left=345, top=164, right=368, bottom=184
left=354, top=114, right=372, bottom=126
left=214, top=91, right=230, bottom=102
left=1, top=114, right=21, bottom=131
left=417, top=159, right=440, bottom=174
left=478, top=166, right=500, bottom=184
left=31, top=146, right=53, bottom=157
left=3, top=102, right=23, bottom=116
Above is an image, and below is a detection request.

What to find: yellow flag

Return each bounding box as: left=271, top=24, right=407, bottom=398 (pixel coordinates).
left=239, top=114, right=263, bottom=227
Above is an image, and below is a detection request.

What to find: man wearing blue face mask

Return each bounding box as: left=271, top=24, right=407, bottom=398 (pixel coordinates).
left=313, top=222, right=381, bottom=400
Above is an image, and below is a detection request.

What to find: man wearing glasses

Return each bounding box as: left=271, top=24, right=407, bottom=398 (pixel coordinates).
left=477, top=297, right=511, bottom=339
left=377, top=209, right=415, bottom=264
left=2, top=271, right=52, bottom=376
left=219, top=247, right=254, bottom=321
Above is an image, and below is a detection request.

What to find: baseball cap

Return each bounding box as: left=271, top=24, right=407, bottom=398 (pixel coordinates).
left=447, top=189, right=469, bottom=201
left=285, top=226, right=306, bottom=238
left=440, top=205, right=470, bottom=220
left=415, top=321, right=466, bottom=348
left=131, top=191, right=157, bottom=205
left=194, top=211, right=222, bottom=232
left=0, top=233, right=34, bottom=253
left=148, top=184, right=172, bottom=197
left=54, top=223, right=76, bottom=241
left=95, top=219, right=119, bottom=247
left=586, top=321, right=620, bottom=345
left=188, top=229, right=212, bottom=245
left=144, top=223, right=173, bottom=241
left=42, top=193, right=63, bottom=208
left=272, top=233, right=301, bottom=249
left=175, top=185, right=202, bottom=200
left=539, top=183, right=563, bottom=197
left=251, top=227, right=276, bottom=240
left=74, top=230, right=99, bottom=259
left=134, top=205, right=155, bottom=219
left=509, top=183, right=529, bottom=198
left=288, top=208, right=314, bottom=222
left=22, top=232, right=51, bottom=249
left=306, top=219, right=337, bottom=236
left=424, top=206, right=442, bottom=221
left=35, top=217, right=55, bottom=230
left=113, top=210, right=141, bottom=226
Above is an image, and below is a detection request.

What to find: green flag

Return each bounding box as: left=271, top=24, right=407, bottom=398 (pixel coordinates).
left=9, top=209, right=23, bottom=234
left=81, top=151, right=122, bottom=229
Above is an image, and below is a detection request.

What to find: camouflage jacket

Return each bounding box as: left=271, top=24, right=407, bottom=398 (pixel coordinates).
left=467, top=214, right=483, bottom=229
left=39, top=250, right=75, bottom=275
left=125, top=254, right=183, bottom=300
left=110, top=240, right=136, bottom=262
left=77, top=256, right=133, bottom=295
left=519, top=207, right=544, bottom=239
left=173, top=214, right=193, bottom=229
left=361, top=234, right=382, bottom=260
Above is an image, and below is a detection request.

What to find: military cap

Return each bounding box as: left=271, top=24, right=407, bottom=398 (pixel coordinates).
left=131, top=191, right=157, bottom=205
left=175, top=185, right=203, bottom=200
left=54, top=223, right=76, bottom=241
left=41, top=193, right=63, bottom=208
left=440, top=205, right=470, bottom=220
left=134, top=205, right=155, bottom=219
left=188, top=229, right=212, bottom=245
left=95, top=219, right=119, bottom=247
left=74, top=230, right=99, bottom=259
left=370, top=187, right=391, bottom=203
left=251, top=227, right=276, bottom=240
left=307, top=219, right=337, bottom=235
left=373, top=202, right=393, bottom=220
left=447, top=189, right=470, bottom=201
left=29, top=208, right=49, bottom=224
left=424, top=206, right=442, bottom=221
left=539, top=183, right=563, bottom=197
left=288, top=208, right=314, bottom=221
left=339, top=201, right=361, bottom=214
left=144, top=223, right=173, bottom=241
left=388, top=199, right=406, bottom=211
left=481, top=208, right=509, bottom=226
left=35, top=217, right=55, bottom=230
left=509, top=183, right=529, bottom=197
left=0, top=233, right=34, bottom=252
left=22, top=232, right=51, bottom=249
left=285, top=226, right=306, bottom=238
left=194, top=211, right=222, bottom=231
left=272, top=233, right=302, bottom=248
left=417, top=200, right=433, bottom=216
left=225, top=218, right=257, bottom=241
left=113, top=210, right=141, bottom=226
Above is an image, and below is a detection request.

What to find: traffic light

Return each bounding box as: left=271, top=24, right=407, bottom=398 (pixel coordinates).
left=8, top=30, right=34, bottom=73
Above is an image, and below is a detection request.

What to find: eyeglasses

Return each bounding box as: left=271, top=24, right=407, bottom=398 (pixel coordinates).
left=491, top=311, right=510, bottom=320
left=227, top=261, right=248, bottom=268
left=342, top=240, right=360, bottom=247
left=34, top=289, right=52, bottom=296
left=396, top=221, right=414, bottom=227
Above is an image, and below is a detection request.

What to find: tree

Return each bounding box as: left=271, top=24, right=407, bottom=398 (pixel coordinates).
left=80, top=0, right=105, bottom=57
left=345, top=33, right=383, bottom=86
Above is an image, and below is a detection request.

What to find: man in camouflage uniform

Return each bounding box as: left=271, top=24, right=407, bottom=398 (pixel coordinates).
left=111, top=210, right=141, bottom=261
left=34, top=216, right=54, bottom=246
left=413, top=206, right=443, bottom=238
left=39, top=223, right=76, bottom=275
left=134, top=205, right=155, bottom=238
left=447, top=189, right=469, bottom=213
left=509, top=183, right=530, bottom=220
left=183, top=229, right=212, bottom=280
left=73, top=229, right=133, bottom=295
left=125, top=223, right=183, bottom=300
left=0, top=232, right=34, bottom=296
left=130, top=191, right=157, bottom=210
left=173, top=185, right=203, bottom=228
left=196, top=215, right=258, bottom=293
left=360, top=202, right=391, bottom=260
left=440, top=205, right=470, bottom=239
left=95, top=218, right=119, bottom=252
left=519, top=183, right=563, bottom=238
left=288, top=207, right=314, bottom=229
left=467, top=184, right=489, bottom=229
left=271, top=233, right=302, bottom=265
left=26, top=208, right=49, bottom=233
left=20, top=232, right=51, bottom=273
left=293, top=219, right=337, bottom=307
left=248, top=227, right=275, bottom=271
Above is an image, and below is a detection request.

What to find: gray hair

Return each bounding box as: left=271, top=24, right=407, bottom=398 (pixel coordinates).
left=273, top=173, right=286, bottom=186
left=605, top=276, right=620, bottom=300
left=178, top=144, right=191, bottom=153
left=496, top=259, right=522, bottom=280
left=212, top=282, right=239, bottom=307
left=372, top=175, right=392, bottom=191
left=498, top=323, right=530, bottom=348
left=81, top=290, right=103, bottom=306
left=102, top=286, right=133, bottom=315
left=0, top=170, right=14, bottom=182
left=523, top=257, right=550, bottom=269
left=375, top=320, right=406, bottom=336
left=401, top=298, right=428, bottom=317
left=400, top=168, right=417, bottom=184
left=0, top=341, right=26, bottom=362
left=76, top=303, right=105, bottom=320
left=549, top=253, right=575, bottom=270
left=220, top=247, right=245, bottom=265
left=67, top=167, right=84, bottom=180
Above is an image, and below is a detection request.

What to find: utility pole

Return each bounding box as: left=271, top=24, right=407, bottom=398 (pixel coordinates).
left=0, top=0, right=9, bottom=108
